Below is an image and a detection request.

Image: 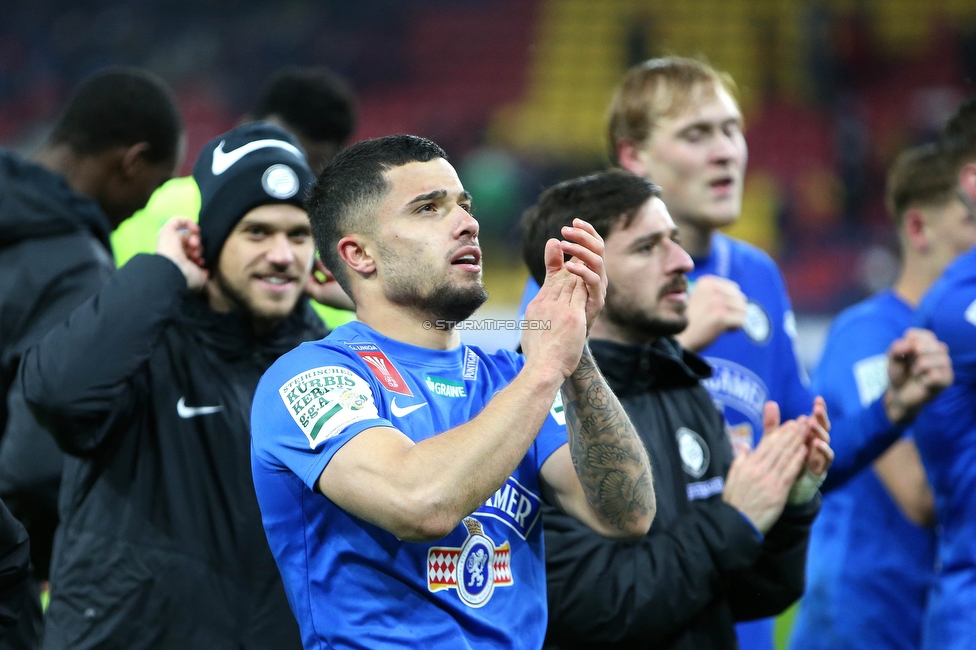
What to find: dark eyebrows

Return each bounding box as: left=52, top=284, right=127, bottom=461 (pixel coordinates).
left=628, top=227, right=678, bottom=252
left=405, top=189, right=473, bottom=207
left=236, top=216, right=311, bottom=234
left=406, top=189, right=447, bottom=206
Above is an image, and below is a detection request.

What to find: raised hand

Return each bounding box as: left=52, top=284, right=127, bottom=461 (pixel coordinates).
left=804, top=396, right=833, bottom=477
left=522, top=238, right=589, bottom=380
left=884, top=328, right=954, bottom=423
left=674, top=274, right=746, bottom=352
left=306, top=258, right=355, bottom=310
left=556, top=218, right=607, bottom=334
left=156, top=217, right=208, bottom=291
left=723, top=401, right=808, bottom=533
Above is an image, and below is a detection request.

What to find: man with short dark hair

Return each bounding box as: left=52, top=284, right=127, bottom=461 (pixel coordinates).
left=911, top=96, right=976, bottom=650
left=112, top=65, right=357, bottom=267
left=0, top=66, right=183, bottom=648
left=20, top=122, right=321, bottom=650
left=250, top=66, right=356, bottom=176
left=791, top=142, right=967, bottom=650
left=250, top=134, right=656, bottom=649
left=522, top=170, right=831, bottom=650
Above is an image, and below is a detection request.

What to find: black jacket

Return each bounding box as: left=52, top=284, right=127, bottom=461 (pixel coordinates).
left=0, top=498, right=30, bottom=643
left=0, top=150, right=114, bottom=582
left=20, top=254, right=326, bottom=650
left=544, top=338, right=819, bottom=650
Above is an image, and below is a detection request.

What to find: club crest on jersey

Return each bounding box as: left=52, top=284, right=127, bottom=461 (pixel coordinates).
left=428, top=518, right=512, bottom=608
left=676, top=427, right=710, bottom=478
left=743, top=300, right=772, bottom=344
left=343, top=342, right=413, bottom=396
left=726, top=422, right=754, bottom=453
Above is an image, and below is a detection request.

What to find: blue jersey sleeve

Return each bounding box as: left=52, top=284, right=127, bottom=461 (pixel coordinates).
left=921, top=279, right=976, bottom=387
left=502, top=349, right=568, bottom=471
left=812, top=308, right=908, bottom=492
left=251, top=351, right=393, bottom=491
left=770, top=270, right=814, bottom=421
left=535, top=392, right=569, bottom=471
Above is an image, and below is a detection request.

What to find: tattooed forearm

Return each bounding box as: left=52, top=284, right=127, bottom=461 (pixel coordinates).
left=563, top=347, right=656, bottom=530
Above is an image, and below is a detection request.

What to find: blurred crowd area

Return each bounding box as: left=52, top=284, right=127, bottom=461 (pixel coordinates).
left=2, top=0, right=976, bottom=315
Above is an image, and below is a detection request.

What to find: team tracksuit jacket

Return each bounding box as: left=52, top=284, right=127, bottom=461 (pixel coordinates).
left=20, top=254, right=324, bottom=650
left=543, top=337, right=819, bottom=650
left=0, top=150, right=119, bottom=649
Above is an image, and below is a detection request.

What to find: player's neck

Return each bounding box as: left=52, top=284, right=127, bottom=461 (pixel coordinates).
left=671, top=215, right=714, bottom=259
left=356, top=302, right=462, bottom=351
left=34, top=144, right=107, bottom=202
left=892, top=255, right=938, bottom=307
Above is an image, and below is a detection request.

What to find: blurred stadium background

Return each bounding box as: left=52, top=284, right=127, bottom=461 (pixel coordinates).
left=3, top=0, right=974, bottom=645
left=4, top=0, right=976, bottom=364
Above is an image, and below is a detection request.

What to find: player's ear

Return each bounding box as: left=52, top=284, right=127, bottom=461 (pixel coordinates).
left=616, top=140, right=647, bottom=176
left=119, top=142, right=152, bottom=179
left=959, top=162, right=976, bottom=206
left=902, top=208, right=929, bottom=252
left=337, top=235, right=376, bottom=277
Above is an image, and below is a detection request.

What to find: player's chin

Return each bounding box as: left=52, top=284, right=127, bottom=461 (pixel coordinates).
left=701, top=201, right=741, bottom=227
left=251, top=291, right=303, bottom=320
left=653, top=311, right=689, bottom=337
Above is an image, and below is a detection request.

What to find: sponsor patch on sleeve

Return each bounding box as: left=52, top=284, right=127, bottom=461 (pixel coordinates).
left=278, top=366, right=379, bottom=449
left=549, top=392, right=566, bottom=426
left=965, top=298, right=976, bottom=327
left=852, top=354, right=889, bottom=408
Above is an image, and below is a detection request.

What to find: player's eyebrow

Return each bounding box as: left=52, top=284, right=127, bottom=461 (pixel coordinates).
left=406, top=189, right=473, bottom=206
left=406, top=190, right=447, bottom=206
left=627, top=227, right=678, bottom=252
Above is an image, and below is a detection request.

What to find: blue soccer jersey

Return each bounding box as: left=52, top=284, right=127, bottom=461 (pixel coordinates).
left=688, top=233, right=812, bottom=444
left=790, top=289, right=936, bottom=650
left=251, top=321, right=568, bottom=650
left=912, top=248, right=976, bottom=650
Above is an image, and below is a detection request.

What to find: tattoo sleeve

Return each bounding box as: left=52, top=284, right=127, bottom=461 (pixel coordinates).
left=562, top=346, right=656, bottom=530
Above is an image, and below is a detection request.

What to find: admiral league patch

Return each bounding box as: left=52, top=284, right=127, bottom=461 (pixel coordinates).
left=278, top=366, right=378, bottom=449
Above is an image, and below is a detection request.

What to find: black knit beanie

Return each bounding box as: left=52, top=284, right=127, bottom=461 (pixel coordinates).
left=193, top=121, right=316, bottom=267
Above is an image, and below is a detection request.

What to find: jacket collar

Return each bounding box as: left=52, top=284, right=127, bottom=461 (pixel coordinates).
left=179, top=294, right=326, bottom=361
left=589, top=337, right=712, bottom=397
left=0, top=150, right=113, bottom=251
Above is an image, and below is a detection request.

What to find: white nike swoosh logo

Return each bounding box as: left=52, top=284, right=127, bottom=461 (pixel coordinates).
left=390, top=397, right=427, bottom=418
left=210, top=139, right=304, bottom=175
left=176, top=397, right=224, bottom=419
